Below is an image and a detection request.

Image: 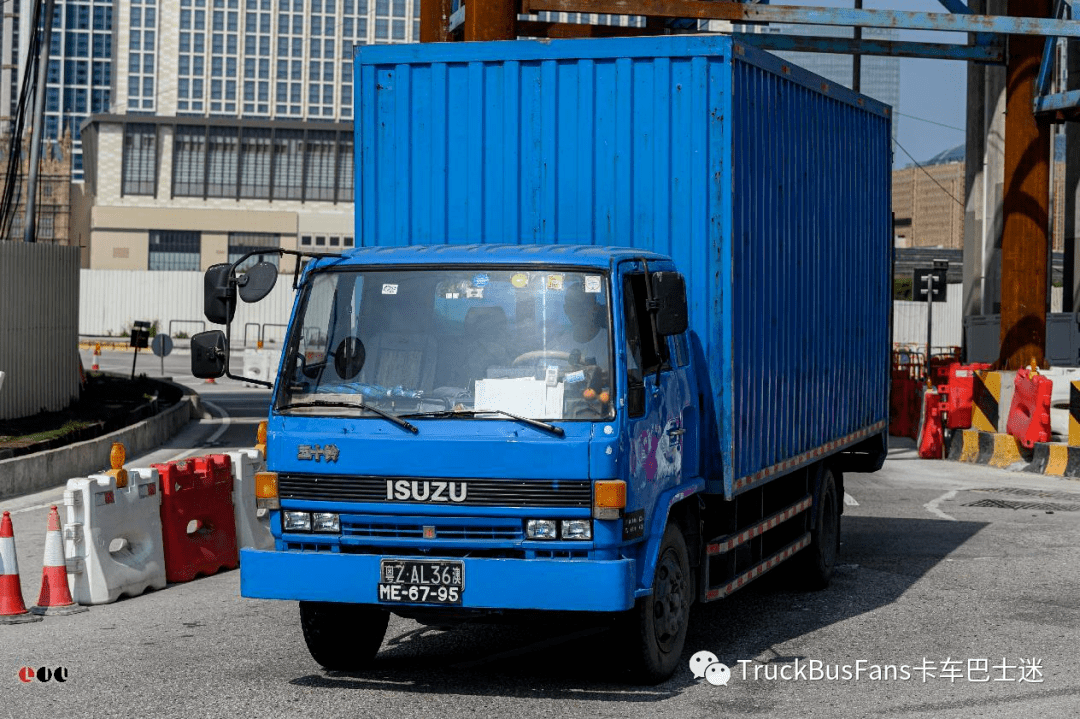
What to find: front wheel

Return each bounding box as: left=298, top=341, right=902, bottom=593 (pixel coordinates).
left=299, top=601, right=389, bottom=671
left=622, top=523, right=691, bottom=684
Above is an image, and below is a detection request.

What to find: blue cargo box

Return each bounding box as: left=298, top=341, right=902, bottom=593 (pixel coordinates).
left=354, top=35, right=892, bottom=497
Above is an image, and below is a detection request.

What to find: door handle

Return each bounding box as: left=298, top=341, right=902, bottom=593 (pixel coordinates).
left=668, top=428, right=685, bottom=437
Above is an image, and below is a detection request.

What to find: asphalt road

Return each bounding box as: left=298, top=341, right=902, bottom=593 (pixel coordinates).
left=2, top=354, right=1079, bottom=718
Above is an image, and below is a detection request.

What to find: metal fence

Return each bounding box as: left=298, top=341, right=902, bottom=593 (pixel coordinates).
left=893, top=283, right=1064, bottom=348
left=78, top=269, right=297, bottom=344
left=0, top=243, right=81, bottom=420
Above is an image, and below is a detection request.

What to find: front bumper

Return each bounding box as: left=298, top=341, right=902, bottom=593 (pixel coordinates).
left=240, top=548, right=636, bottom=612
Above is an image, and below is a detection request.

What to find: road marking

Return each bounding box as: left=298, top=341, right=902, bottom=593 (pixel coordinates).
left=924, top=490, right=959, bottom=521
left=168, top=399, right=232, bottom=462
left=844, top=492, right=859, bottom=507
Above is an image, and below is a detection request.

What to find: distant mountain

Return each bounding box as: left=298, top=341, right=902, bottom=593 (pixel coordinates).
left=910, top=134, right=1067, bottom=168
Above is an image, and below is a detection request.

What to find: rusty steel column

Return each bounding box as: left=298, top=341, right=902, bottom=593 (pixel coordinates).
left=463, top=0, right=517, bottom=41
left=420, top=0, right=455, bottom=43
left=999, top=0, right=1052, bottom=369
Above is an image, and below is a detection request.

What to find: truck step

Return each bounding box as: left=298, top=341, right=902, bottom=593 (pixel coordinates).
left=704, top=533, right=810, bottom=601
left=705, top=495, right=812, bottom=556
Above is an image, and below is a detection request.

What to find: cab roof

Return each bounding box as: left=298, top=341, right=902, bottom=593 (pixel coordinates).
left=309, top=244, right=670, bottom=272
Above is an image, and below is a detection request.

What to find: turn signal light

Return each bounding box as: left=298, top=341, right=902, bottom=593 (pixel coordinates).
left=594, top=480, right=626, bottom=520
left=255, top=471, right=279, bottom=509
left=256, top=421, right=268, bottom=457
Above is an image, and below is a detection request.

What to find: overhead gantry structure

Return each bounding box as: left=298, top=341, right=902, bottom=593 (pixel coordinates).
left=418, top=1, right=1079, bottom=369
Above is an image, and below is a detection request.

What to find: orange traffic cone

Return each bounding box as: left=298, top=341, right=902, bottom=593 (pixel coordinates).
left=92, top=343, right=101, bottom=371
left=1, top=511, right=42, bottom=624
left=30, top=507, right=87, bottom=616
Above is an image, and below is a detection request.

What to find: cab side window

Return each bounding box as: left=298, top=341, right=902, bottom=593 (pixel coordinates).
left=623, top=273, right=669, bottom=416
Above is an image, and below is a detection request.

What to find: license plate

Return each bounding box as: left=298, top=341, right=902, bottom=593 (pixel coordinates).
left=378, top=559, right=464, bottom=605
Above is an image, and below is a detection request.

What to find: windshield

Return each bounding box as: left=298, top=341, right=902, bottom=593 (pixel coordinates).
left=275, top=267, right=615, bottom=421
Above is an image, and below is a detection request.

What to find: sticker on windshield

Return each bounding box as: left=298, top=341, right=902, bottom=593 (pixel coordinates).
left=465, top=287, right=484, bottom=299
left=511, top=273, right=529, bottom=289
left=584, top=275, right=602, bottom=293
left=546, top=274, right=564, bottom=291
left=472, top=273, right=489, bottom=288
left=382, top=284, right=398, bottom=295
left=565, top=370, right=586, bottom=384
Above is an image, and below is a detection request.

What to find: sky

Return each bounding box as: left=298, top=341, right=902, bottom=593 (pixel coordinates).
left=780, top=0, right=970, bottom=166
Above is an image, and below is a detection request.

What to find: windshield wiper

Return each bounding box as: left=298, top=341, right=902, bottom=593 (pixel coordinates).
left=402, top=408, right=564, bottom=437
left=277, top=400, right=418, bottom=435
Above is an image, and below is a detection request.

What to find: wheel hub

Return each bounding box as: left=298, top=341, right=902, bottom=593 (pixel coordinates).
left=653, top=548, right=687, bottom=651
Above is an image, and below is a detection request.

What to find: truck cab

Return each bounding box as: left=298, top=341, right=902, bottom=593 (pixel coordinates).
left=236, top=244, right=703, bottom=681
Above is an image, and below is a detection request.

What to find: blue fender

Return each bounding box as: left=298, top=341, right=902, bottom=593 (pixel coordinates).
left=634, top=479, right=706, bottom=598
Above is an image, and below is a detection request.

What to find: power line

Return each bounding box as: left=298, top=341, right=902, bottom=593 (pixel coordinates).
left=893, top=137, right=965, bottom=208
left=893, top=111, right=965, bottom=134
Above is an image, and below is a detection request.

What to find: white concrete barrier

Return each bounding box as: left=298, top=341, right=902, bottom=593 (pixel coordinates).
left=228, top=449, right=274, bottom=552
left=63, top=468, right=167, bottom=605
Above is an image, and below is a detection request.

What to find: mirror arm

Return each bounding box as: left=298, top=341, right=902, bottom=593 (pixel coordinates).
left=640, top=258, right=663, bottom=388
left=211, top=248, right=343, bottom=390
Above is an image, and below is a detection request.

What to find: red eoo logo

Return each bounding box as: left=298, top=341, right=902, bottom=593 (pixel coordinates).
left=17, top=667, right=68, bottom=683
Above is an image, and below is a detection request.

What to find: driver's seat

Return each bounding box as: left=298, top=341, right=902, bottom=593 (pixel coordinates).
left=363, top=333, right=438, bottom=392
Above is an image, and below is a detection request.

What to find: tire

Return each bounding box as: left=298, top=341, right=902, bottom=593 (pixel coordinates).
left=797, top=466, right=841, bottom=590
left=622, top=523, right=692, bottom=684
left=299, top=601, right=389, bottom=671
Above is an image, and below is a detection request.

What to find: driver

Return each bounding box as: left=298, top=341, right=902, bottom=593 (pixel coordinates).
left=554, top=281, right=610, bottom=371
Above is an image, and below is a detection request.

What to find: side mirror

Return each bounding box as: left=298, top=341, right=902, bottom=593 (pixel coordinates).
left=204, top=264, right=236, bottom=325
left=651, top=272, right=688, bottom=336
left=238, top=261, right=278, bottom=303
left=191, top=330, right=228, bottom=379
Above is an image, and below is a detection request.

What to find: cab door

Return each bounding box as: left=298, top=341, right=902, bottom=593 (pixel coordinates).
left=618, top=260, right=692, bottom=539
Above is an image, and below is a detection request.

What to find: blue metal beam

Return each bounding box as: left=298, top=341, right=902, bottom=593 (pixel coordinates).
left=732, top=33, right=1004, bottom=63
left=525, top=2, right=1080, bottom=37
left=935, top=0, right=973, bottom=14
left=1034, top=89, right=1080, bottom=115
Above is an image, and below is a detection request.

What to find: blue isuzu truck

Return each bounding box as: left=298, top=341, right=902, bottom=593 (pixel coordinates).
left=192, top=35, right=892, bottom=682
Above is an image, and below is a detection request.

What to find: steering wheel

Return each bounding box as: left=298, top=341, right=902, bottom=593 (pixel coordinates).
left=511, top=350, right=572, bottom=367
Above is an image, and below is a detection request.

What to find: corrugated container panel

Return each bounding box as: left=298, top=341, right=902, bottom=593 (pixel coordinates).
left=356, top=36, right=892, bottom=495
left=0, top=243, right=80, bottom=420
left=730, top=52, right=893, bottom=483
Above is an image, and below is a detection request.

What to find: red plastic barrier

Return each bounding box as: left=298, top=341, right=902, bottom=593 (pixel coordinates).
left=1006, top=369, right=1053, bottom=449
left=917, top=387, right=944, bottom=459
left=890, top=350, right=925, bottom=439
left=153, top=455, right=238, bottom=583
left=939, top=362, right=992, bottom=429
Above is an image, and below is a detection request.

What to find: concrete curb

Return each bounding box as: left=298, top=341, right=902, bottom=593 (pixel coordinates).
left=0, top=379, right=203, bottom=501
left=945, top=428, right=1080, bottom=478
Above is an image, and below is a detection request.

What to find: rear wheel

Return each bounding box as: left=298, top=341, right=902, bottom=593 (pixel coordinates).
left=796, top=466, right=841, bottom=590
left=622, top=523, right=691, bottom=684
left=299, top=601, right=389, bottom=671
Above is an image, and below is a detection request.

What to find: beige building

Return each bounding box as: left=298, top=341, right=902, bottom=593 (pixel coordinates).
left=80, top=115, right=354, bottom=272
left=892, top=158, right=1068, bottom=252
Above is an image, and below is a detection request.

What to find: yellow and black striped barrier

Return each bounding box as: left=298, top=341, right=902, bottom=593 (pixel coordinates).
left=949, top=429, right=1024, bottom=468
left=1070, top=381, right=1080, bottom=447
left=971, top=370, right=1002, bottom=433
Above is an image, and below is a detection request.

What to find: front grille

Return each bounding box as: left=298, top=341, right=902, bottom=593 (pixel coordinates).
left=342, top=518, right=523, bottom=541
left=279, top=474, right=592, bottom=508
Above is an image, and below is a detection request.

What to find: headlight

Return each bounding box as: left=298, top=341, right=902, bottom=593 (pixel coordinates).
left=312, top=512, right=340, bottom=533
left=283, top=511, right=311, bottom=532
left=560, top=519, right=592, bottom=541
left=526, top=519, right=558, bottom=540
